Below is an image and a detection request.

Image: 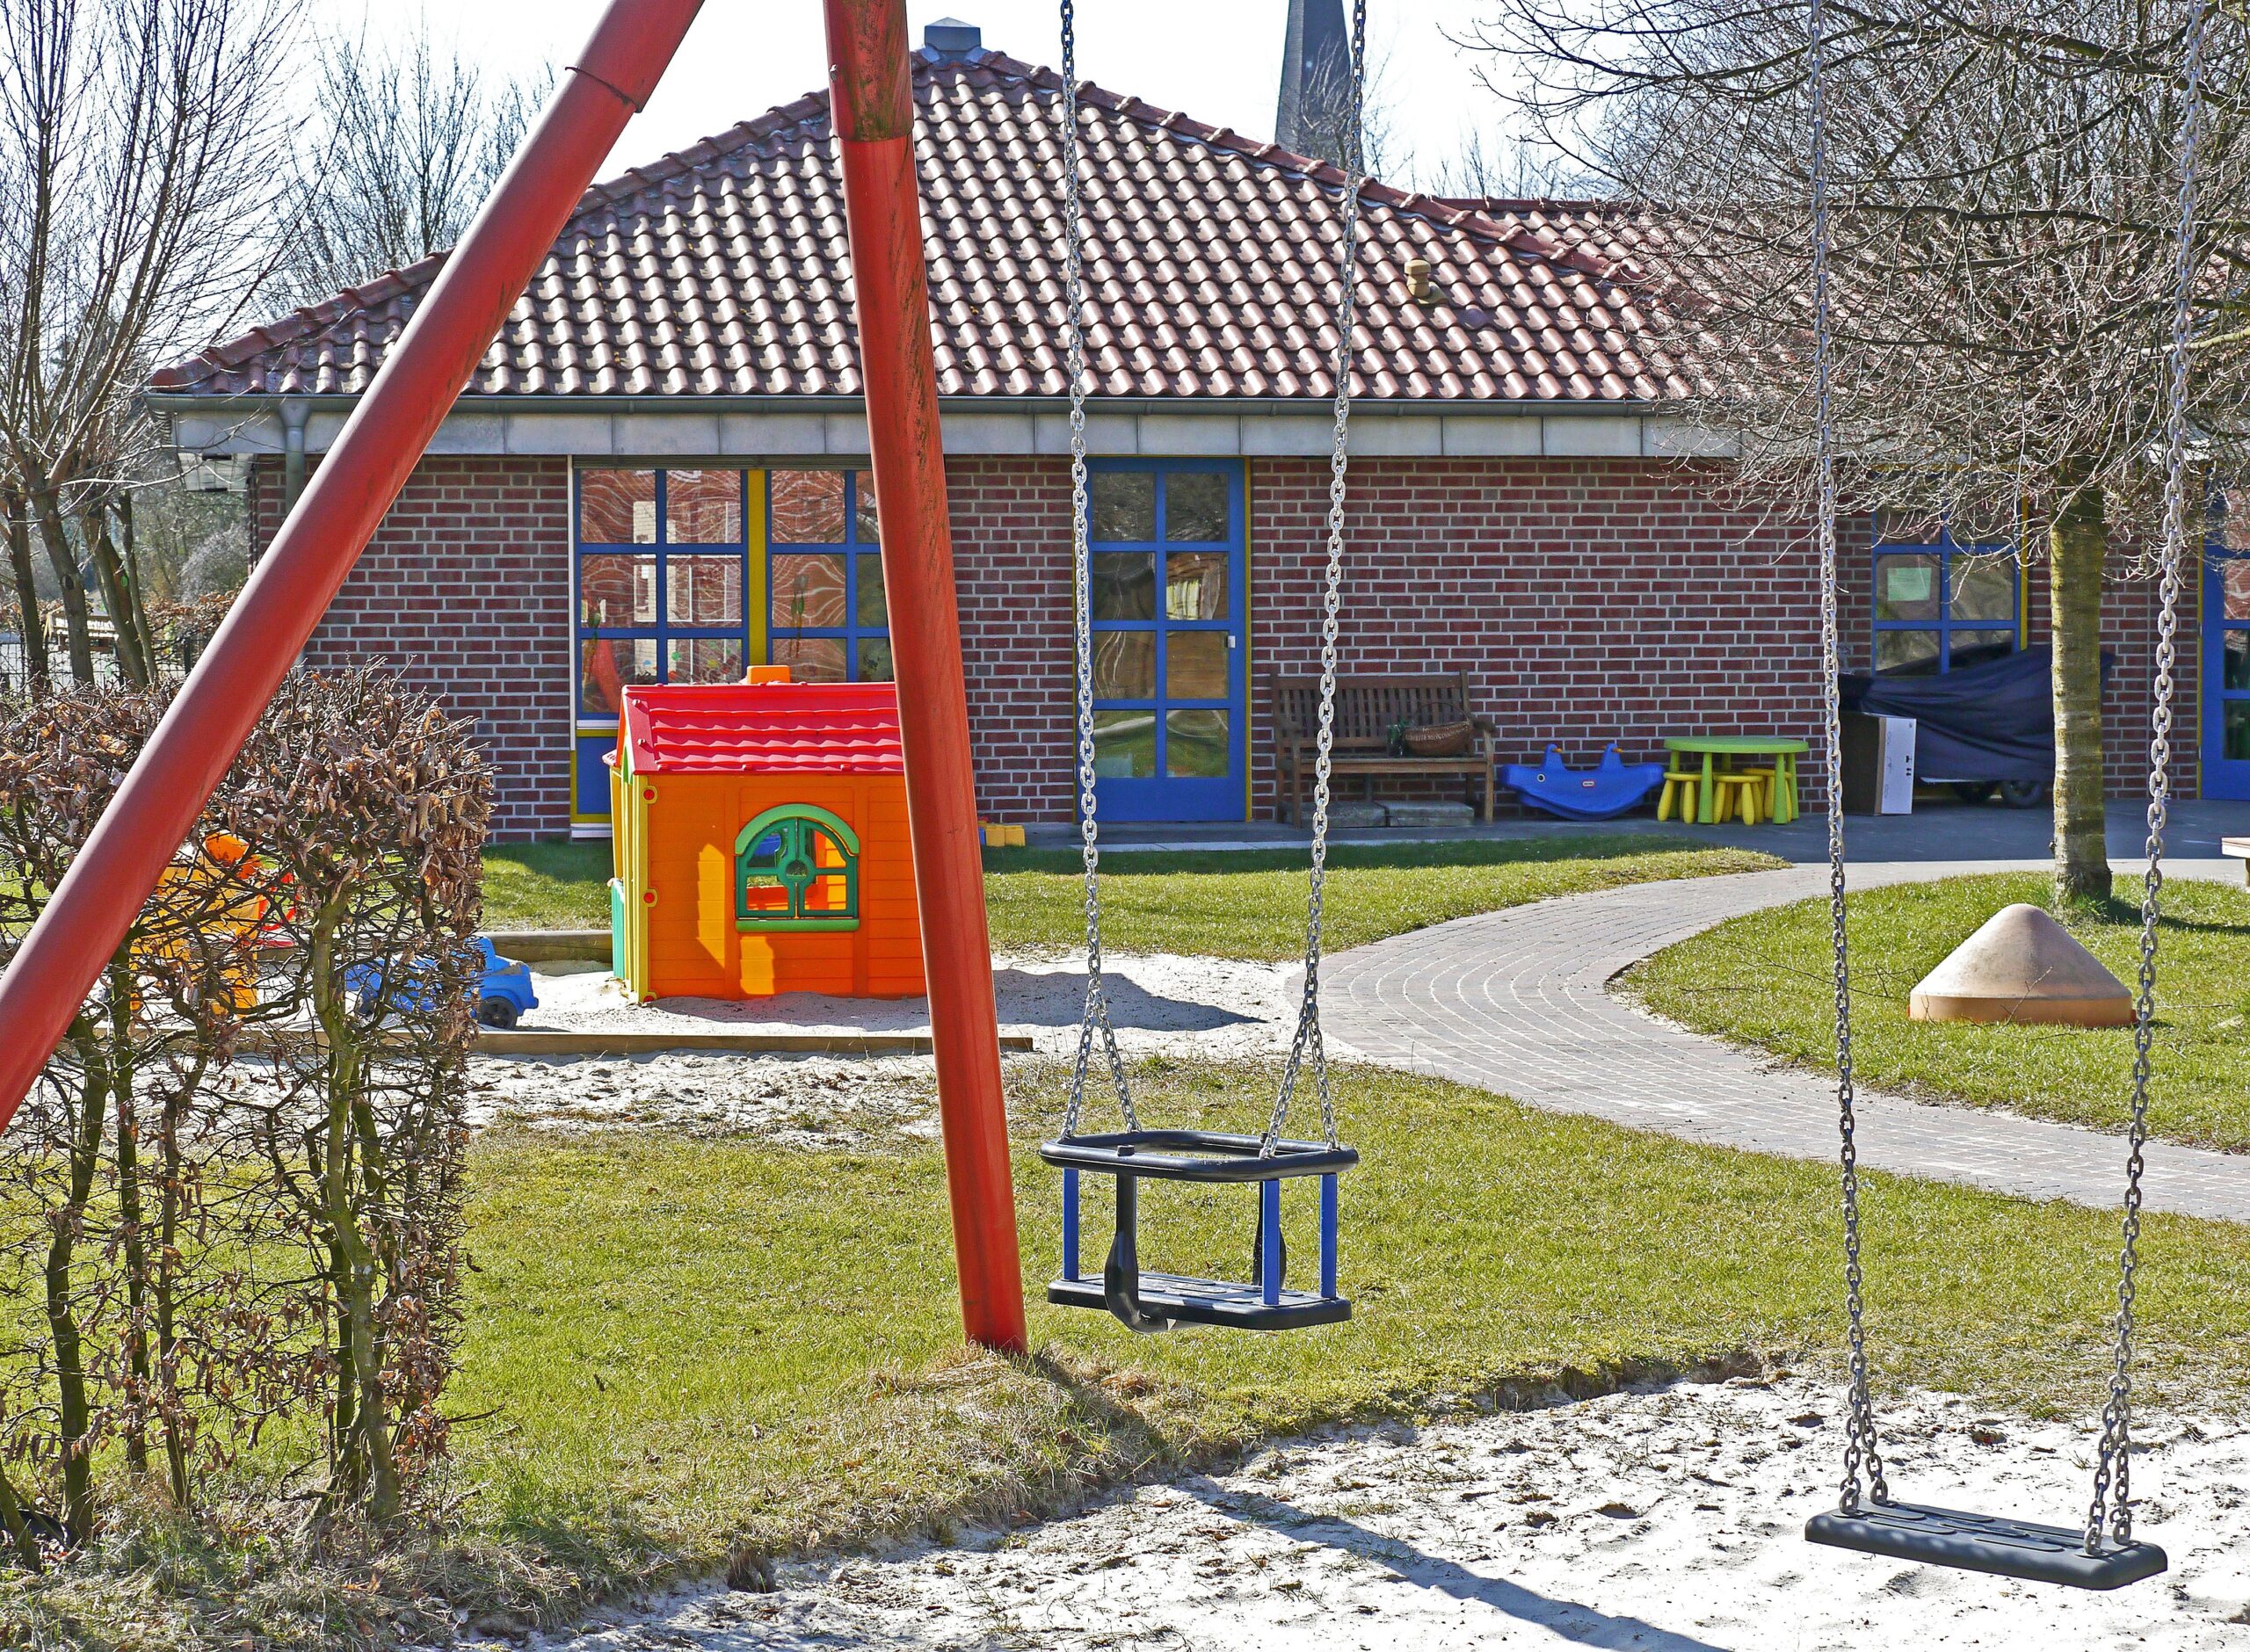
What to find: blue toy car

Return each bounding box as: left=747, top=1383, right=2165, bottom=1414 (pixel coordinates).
left=343, top=938, right=538, bottom=1029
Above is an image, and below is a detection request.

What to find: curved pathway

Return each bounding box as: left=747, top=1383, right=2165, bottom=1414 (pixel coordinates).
left=1325, top=862, right=2250, bottom=1222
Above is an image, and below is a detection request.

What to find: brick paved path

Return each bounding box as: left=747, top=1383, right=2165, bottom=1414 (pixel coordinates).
left=1325, top=863, right=2250, bottom=1221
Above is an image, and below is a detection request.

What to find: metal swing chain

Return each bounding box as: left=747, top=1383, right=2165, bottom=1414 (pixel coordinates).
left=1807, top=0, right=1890, bottom=1514
left=1265, top=0, right=1367, bottom=1158
left=2085, top=0, right=2205, bottom=1557
left=1058, top=0, right=1136, bottom=1141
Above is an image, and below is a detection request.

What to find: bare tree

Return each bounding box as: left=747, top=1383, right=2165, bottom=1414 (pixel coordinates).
left=272, top=28, right=555, bottom=309
left=0, top=0, right=301, bottom=692
left=1468, top=0, right=2249, bottom=902
left=1426, top=125, right=1583, bottom=200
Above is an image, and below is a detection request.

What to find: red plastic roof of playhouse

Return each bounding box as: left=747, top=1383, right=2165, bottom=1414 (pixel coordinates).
left=619, top=683, right=905, bottom=775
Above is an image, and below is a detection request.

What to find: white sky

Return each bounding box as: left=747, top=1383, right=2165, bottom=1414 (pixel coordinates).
left=323, top=0, right=1513, bottom=193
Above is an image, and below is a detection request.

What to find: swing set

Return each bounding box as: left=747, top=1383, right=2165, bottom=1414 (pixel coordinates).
left=0, top=0, right=2206, bottom=1600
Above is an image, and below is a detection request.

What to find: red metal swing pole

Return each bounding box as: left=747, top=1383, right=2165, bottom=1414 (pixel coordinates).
left=0, top=0, right=1026, bottom=1357
left=824, top=0, right=1027, bottom=1354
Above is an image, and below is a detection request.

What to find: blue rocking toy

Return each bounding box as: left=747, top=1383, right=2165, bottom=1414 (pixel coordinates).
left=1503, top=743, right=1666, bottom=821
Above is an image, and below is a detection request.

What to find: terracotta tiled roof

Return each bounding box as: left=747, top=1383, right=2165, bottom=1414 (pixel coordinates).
left=149, top=47, right=1688, bottom=404
left=619, top=683, right=904, bottom=775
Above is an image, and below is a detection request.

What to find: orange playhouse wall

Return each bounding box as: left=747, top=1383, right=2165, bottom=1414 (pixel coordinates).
left=642, top=772, right=924, bottom=999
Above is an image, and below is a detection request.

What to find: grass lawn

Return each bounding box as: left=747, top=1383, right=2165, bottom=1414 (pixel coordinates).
left=21, top=1054, right=2250, bottom=1648
left=486, top=836, right=1783, bottom=960
left=483, top=841, right=615, bottom=931
left=979, top=837, right=1781, bottom=959
left=439, top=1060, right=2250, bottom=1618
left=1625, top=871, right=2250, bottom=1150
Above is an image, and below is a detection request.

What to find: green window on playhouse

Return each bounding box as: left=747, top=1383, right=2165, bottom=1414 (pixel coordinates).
left=735, top=805, right=860, bottom=931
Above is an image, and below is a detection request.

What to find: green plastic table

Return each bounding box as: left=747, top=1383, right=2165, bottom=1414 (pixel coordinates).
left=1664, top=735, right=1809, bottom=824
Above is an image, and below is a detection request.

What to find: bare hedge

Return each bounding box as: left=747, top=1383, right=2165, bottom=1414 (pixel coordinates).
left=0, top=668, right=488, bottom=1561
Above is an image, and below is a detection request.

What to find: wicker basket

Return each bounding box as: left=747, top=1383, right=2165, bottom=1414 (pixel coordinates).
left=1403, top=720, right=1475, bottom=757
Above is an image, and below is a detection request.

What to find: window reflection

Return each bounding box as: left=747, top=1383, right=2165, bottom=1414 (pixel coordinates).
left=1165, top=473, right=1229, bottom=541
left=1092, top=471, right=1155, bottom=540
left=580, top=638, right=657, bottom=716
left=579, top=470, right=657, bottom=544
left=665, top=470, right=743, bottom=544
left=771, top=470, right=847, bottom=542
left=580, top=554, right=655, bottom=627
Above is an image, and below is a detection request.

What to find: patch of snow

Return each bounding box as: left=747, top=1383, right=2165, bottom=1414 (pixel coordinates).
left=512, top=1375, right=2250, bottom=1650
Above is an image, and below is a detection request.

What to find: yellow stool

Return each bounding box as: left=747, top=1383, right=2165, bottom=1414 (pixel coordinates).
left=1738, top=767, right=1777, bottom=820
left=1657, top=768, right=1702, bottom=822
left=1714, top=772, right=1766, bottom=825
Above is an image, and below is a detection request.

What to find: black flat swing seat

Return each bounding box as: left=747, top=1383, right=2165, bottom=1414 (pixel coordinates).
left=1040, top=1129, right=1358, bottom=1333
left=1806, top=1500, right=2167, bottom=1590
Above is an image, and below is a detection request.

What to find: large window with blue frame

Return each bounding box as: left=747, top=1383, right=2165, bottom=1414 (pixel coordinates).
left=1871, top=528, right=2020, bottom=676
left=1085, top=460, right=1245, bottom=821
left=767, top=468, right=891, bottom=683
left=576, top=467, right=751, bottom=716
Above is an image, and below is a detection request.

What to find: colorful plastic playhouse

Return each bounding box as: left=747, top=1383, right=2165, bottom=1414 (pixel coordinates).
left=607, top=677, right=924, bottom=1001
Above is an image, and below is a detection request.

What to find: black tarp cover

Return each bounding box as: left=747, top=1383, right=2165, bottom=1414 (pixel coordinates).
left=1839, top=645, right=2079, bottom=784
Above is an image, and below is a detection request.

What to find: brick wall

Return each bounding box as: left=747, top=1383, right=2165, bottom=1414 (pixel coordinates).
left=949, top=456, right=1079, bottom=821
left=952, top=453, right=1847, bottom=822
left=254, top=448, right=2182, bottom=837
left=1248, top=457, right=1840, bottom=818
left=252, top=454, right=573, bottom=840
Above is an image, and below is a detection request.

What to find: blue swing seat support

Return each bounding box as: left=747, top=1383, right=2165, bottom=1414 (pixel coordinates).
left=1042, top=1130, right=1357, bottom=1332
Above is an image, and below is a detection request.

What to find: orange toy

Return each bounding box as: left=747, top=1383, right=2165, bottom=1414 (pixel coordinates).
left=607, top=678, right=924, bottom=1001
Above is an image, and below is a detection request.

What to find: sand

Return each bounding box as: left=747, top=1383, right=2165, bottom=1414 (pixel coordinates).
left=519, top=1374, right=2250, bottom=1651
left=471, top=952, right=1312, bottom=1136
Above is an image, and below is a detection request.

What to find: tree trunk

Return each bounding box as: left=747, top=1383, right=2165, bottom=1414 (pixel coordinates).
left=0, top=1457, right=44, bottom=1572
left=308, top=905, right=400, bottom=1523
left=156, top=1060, right=203, bottom=1511
left=79, top=498, right=150, bottom=689
left=2050, top=484, right=2111, bottom=904
left=116, top=493, right=161, bottom=673
left=3, top=496, right=48, bottom=698
left=48, top=1011, right=115, bottom=1542
left=27, top=489, right=96, bottom=685
left=110, top=986, right=150, bottom=1477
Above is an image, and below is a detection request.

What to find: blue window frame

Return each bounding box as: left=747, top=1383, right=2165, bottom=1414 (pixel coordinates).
left=1871, top=530, right=2021, bottom=676
left=2203, top=546, right=2250, bottom=800
left=575, top=467, right=751, bottom=714
left=573, top=467, right=751, bottom=818
left=766, top=468, right=890, bottom=682
left=1084, top=459, right=1245, bottom=822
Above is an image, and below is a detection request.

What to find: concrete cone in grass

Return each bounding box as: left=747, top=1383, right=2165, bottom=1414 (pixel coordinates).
left=1908, top=903, right=2136, bottom=1027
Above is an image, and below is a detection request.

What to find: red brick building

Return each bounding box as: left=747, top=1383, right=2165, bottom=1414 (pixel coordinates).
left=153, top=25, right=2220, bottom=841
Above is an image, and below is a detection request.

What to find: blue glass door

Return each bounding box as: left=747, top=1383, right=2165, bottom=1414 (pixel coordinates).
left=1084, top=461, right=1245, bottom=822
left=2205, top=552, right=2250, bottom=799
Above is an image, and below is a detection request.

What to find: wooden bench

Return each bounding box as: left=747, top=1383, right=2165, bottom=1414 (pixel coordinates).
left=2224, top=837, right=2250, bottom=886
left=1267, top=671, right=1499, bottom=824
